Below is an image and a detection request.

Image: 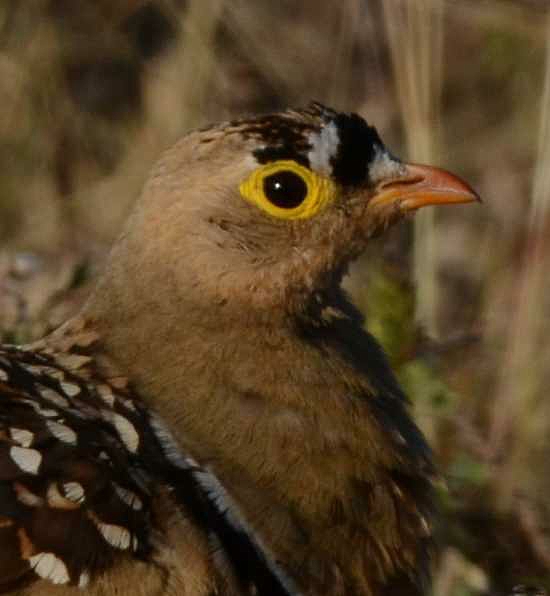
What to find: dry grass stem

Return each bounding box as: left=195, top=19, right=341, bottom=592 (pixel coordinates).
left=382, top=0, right=444, bottom=337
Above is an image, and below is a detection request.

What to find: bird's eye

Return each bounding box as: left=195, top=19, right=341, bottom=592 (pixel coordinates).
left=263, top=171, right=308, bottom=209
left=239, top=160, right=338, bottom=220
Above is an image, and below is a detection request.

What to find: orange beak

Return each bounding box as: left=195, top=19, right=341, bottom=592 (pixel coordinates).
left=369, top=163, right=480, bottom=212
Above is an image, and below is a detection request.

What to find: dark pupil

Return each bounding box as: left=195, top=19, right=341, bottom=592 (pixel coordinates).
left=263, top=170, right=308, bottom=209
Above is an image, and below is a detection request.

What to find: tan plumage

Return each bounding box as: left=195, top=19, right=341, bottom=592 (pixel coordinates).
left=0, top=103, right=478, bottom=596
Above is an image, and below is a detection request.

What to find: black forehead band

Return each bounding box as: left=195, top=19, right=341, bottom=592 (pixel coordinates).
left=330, top=113, right=384, bottom=187
left=234, top=107, right=384, bottom=187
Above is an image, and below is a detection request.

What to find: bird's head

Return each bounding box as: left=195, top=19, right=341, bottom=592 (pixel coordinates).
left=100, top=103, right=478, bottom=316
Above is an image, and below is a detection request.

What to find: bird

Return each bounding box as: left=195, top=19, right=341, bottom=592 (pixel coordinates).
left=0, top=103, right=478, bottom=596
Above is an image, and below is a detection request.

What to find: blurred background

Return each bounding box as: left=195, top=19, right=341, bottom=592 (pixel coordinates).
left=1, top=0, right=549, bottom=593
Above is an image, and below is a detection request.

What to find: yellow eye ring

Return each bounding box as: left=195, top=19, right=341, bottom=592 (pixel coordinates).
left=239, top=160, right=338, bottom=220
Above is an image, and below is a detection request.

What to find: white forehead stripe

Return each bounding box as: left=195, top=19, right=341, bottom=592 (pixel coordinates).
left=307, top=122, right=340, bottom=175
left=368, top=147, right=405, bottom=185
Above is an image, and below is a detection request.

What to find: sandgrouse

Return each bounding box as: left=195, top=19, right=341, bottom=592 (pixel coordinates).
left=0, top=103, right=478, bottom=596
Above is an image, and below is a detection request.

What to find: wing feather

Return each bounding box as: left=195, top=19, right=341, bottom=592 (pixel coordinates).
left=0, top=347, right=153, bottom=591
left=0, top=344, right=300, bottom=595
